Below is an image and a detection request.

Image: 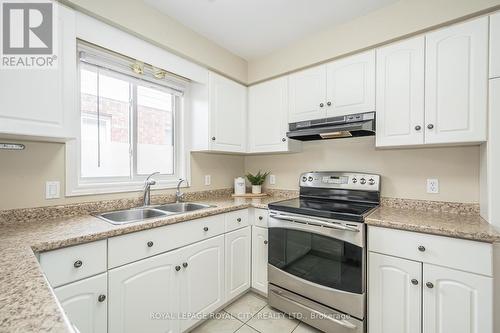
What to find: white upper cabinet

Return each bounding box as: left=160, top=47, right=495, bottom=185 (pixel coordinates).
left=376, top=37, right=425, bottom=147
left=423, top=264, right=493, bottom=333
left=425, top=17, right=488, bottom=144
left=248, top=77, right=301, bottom=153
left=326, top=50, right=375, bottom=117
left=0, top=4, right=77, bottom=141
left=368, top=253, right=421, bottom=333
left=54, top=273, right=108, bottom=333
left=490, top=12, right=500, bottom=78
left=209, top=72, right=247, bottom=152
left=191, top=72, right=247, bottom=153
left=288, top=65, right=327, bottom=123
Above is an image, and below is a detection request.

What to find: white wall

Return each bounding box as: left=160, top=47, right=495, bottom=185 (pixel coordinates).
left=248, top=0, right=500, bottom=83
left=245, top=137, right=480, bottom=203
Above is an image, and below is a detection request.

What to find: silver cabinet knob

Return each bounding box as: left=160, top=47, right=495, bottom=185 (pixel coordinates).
left=264, top=240, right=268, bottom=245
left=258, top=216, right=263, bottom=220
left=415, top=125, right=422, bottom=131
left=237, top=218, right=242, bottom=222
left=203, top=226, right=209, bottom=232
left=411, top=279, right=419, bottom=285
left=147, top=241, right=154, bottom=247
left=426, top=282, right=434, bottom=289
left=182, top=262, right=188, bottom=268
left=211, top=136, right=216, bottom=141
left=418, top=245, right=426, bottom=252
left=98, top=294, right=106, bottom=302
left=319, top=103, right=324, bottom=107
left=282, top=138, right=286, bottom=142
left=327, top=101, right=332, bottom=106
left=73, top=260, right=83, bottom=268
left=427, top=124, right=434, bottom=129
left=175, top=265, right=181, bottom=271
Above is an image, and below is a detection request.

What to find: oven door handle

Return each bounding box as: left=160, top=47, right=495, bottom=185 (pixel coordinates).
left=269, top=213, right=359, bottom=232
left=270, top=288, right=358, bottom=330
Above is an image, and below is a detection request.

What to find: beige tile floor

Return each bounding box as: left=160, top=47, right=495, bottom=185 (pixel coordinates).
left=190, top=292, right=322, bottom=333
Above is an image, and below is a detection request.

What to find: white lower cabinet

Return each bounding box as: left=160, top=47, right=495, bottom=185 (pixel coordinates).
left=368, top=227, right=493, bottom=333
left=368, top=252, right=421, bottom=333
left=108, top=249, right=181, bottom=333
left=54, top=273, right=108, bottom=333
left=251, top=226, right=268, bottom=294
left=225, top=227, right=251, bottom=301
left=423, top=264, right=493, bottom=333
left=179, top=235, right=225, bottom=332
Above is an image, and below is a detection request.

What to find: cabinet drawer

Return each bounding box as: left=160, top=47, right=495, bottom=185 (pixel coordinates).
left=253, top=208, right=268, bottom=227
left=108, top=215, right=225, bottom=268
left=39, top=239, right=107, bottom=287
left=368, top=226, right=492, bottom=276
left=225, top=209, right=249, bottom=232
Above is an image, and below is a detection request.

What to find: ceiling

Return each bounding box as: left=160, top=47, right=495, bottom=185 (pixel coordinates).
left=144, top=0, right=398, bottom=60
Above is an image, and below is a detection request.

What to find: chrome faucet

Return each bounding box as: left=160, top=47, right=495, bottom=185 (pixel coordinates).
left=143, top=172, right=159, bottom=206
left=176, top=178, right=189, bottom=203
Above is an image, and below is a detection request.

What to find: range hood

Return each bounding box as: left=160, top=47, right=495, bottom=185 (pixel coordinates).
left=287, top=112, right=375, bottom=141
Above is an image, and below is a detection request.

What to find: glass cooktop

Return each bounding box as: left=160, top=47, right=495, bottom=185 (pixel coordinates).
left=268, top=197, right=378, bottom=222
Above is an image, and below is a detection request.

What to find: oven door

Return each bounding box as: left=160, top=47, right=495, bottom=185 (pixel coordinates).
left=267, top=211, right=365, bottom=319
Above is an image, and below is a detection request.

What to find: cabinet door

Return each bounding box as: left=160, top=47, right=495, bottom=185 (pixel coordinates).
left=248, top=77, right=292, bottom=153
left=368, top=253, right=421, bottom=333
left=108, top=250, right=180, bottom=333
left=288, top=65, right=327, bottom=122
left=0, top=4, right=77, bottom=139
left=251, top=226, right=268, bottom=294
left=326, top=50, right=375, bottom=117
left=209, top=72, right=247, bottom=152
left=376, top=37, right=425, bottom=147
left=425, top=17, right=488, bottom=144
left=423, top=263, right=493, bottom=333
left=54, top=273, right=107, bottom=333
left=490, top=12, right=500, bottom=79
left=225, top=226, right=251, bottom=301
left=179, top=235, right=225, bottom=331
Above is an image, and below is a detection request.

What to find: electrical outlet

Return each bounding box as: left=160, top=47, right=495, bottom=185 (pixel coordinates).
left=427, top=179, right=439, bottom=194
left=204, top=175, right=211, bottom=186
left=269, top=174, right=276, bottom=185
left=45, top=181, right=60, bottom=199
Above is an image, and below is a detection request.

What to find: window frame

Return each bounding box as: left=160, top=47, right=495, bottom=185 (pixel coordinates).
left=65, top=43, right=190, bottom=196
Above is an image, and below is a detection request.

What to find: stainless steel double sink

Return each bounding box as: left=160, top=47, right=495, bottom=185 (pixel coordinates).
left=95, top=202, right=213, bottom=225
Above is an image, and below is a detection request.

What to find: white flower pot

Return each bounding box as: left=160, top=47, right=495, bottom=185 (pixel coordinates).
left=252, top=185, right=262, bottom=194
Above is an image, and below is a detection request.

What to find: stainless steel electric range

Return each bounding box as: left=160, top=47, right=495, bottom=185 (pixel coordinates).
left=267, top=171, right=381, bottom=333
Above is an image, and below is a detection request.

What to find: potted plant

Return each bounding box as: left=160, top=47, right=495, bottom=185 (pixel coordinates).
left=245, top=170, right=270, bottom=194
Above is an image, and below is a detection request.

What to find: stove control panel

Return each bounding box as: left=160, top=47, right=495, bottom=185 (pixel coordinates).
left=300, top=172, right=380, bottom=192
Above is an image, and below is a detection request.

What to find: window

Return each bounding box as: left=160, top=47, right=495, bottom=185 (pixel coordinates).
left=66, top=42, right=189, bottom=195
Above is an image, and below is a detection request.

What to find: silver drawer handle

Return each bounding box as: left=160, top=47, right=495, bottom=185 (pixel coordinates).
left=269, top=213, right=359, bottom=232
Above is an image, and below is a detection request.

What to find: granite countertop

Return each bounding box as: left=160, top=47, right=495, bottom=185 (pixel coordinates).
left=1, top=191, right=500, bottom=332
left=0, top=193, right=295, bottom=333
left=366, top=201, right=500, bottom=243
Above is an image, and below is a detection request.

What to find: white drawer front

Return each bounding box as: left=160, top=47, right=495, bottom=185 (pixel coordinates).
left=225, top=209, right=249, bottom=232
left=253, top=208, right=268, bottom=227
left=368, top=226, right=492, bottom=276
left=40, top=239, right=107, bottom=287
left=108, top=215, right=225, bottom=268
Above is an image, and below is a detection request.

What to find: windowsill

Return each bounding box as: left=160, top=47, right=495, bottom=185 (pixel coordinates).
left=66, top=179, right=189, bottom=197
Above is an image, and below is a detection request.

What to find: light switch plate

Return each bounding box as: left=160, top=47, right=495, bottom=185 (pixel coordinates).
left=46, top=181, right=60, bottom=199
left=269, top=174, right=276, bottom=185
left=204, top=175, right=211, bottom=186
left=427, top=179, right=439, bottom=194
